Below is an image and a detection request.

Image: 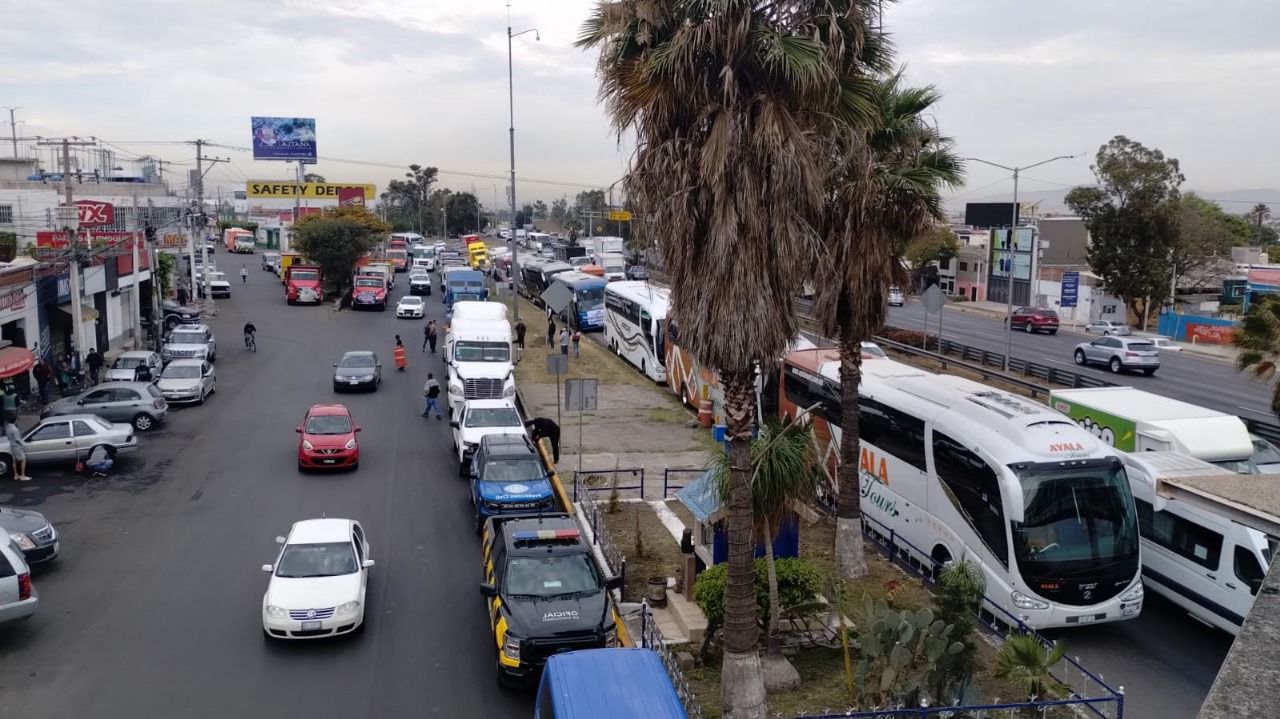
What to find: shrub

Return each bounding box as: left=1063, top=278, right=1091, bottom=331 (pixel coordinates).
left=693, top=557, right=823, bottom=632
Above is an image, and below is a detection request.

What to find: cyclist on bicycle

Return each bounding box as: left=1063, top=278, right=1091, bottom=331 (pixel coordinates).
left=243, top=322, right=257, bottom=350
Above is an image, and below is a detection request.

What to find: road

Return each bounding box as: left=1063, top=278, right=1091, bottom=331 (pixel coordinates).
left=0, top=263, right=527, bottom=718
left=886, top=301, right=1272, bottom=422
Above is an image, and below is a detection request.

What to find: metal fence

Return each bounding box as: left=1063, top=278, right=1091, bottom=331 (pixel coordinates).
left=637, top=601, right=705, bottom=719
left=574, top=472, right=627, bottom=586
left=662, top=467, right=707, bottom=498
left=572, top=467, right=646, bottom=501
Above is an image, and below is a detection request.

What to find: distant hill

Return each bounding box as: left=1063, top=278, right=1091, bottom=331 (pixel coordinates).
left=947, top=187, right=1280, bottom=216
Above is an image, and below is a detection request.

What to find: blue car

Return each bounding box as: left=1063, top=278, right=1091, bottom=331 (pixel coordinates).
left=469, top=434, right=556, bottom=531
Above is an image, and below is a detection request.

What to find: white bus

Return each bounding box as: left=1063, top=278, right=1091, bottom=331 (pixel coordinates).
left=603, top=281, right=669, bottom=382
left=778, top=354, right=1145, bottom=630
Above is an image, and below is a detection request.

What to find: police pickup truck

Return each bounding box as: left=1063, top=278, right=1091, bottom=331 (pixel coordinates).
left=480, top=514, right=622, bottom=687
left=468, top=434, right=556, bottom=531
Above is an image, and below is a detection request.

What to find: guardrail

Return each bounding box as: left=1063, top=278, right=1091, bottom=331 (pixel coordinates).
left=637, top=601, right=705, bottom=719
left=575, top=471, right=627, bottom=587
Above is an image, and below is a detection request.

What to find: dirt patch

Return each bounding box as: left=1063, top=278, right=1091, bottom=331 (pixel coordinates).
left=513, top=296, right=653, bottom=389
left=598, top=501, right=684, bottom=602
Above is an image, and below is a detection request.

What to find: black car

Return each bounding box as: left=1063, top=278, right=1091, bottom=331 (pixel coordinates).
left=625, top=265, right=650, bottom=281
left=332, top=351, right=382, bottom=392
left=161, top=299, right=203, bottom=330
left=0, top=506, right=59, bottom=565
left=409, top=274, right=433, bottom=296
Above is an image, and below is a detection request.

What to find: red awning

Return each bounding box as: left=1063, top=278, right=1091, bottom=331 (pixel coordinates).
left=0, top=346, right=35, bottom=379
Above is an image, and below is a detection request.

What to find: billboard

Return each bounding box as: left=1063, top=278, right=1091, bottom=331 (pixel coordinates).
left=251, top=117, right=317, bottom=161
left=1060, top=271, right=1080, bottom=307
left=965, top=202, right=1020, bottom=228
left=337, top=187, right=366, bottom=207
left=74, top=200, right=115, bottom=227
left=246, top=181, right=376, bottom=200
left=988, top=227, right=1035, bottom=280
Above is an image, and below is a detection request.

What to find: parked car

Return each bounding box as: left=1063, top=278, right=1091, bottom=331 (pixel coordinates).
left=206, top=271, right=232, bottom=299
left=396, top=296, right=426, bottom=319
left=0, top=539, right=36, bottom=625
left=2, top=414, right=139, bottom=476
left=1084, top=320, right=1132, bottom=336
left=296, top=404, right=361, bottom=472
left=625, top=265, right=650, bottom=281
left=43, top=382, right=169, bottom=431
left=261, top=518, right=373, bottom=640
left=332, top=351, right=382, bottom=392
left=106, top=351, right=163, bottom=383
left=162, top=324, right=216, bottom=363
left=161, top=299, right=203, bottom=330
left=1073, top=336, right=1160, bottom=375
left=0, top=506, right=59, bottom=565
left=1005, top=306, right=1060, bottom=335
left=450, top=399, right=525, bottom=476
left=157, top=359, right=216, bottom=405
left=888, top=287, right=905, bottom=307
left=1150, top=336, right=1182, bottom=352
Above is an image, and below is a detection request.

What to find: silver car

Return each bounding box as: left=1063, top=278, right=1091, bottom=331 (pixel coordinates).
left=0, top=539, right=36, bottom=625
left=1073, top=336, right=1160, bottom=375
left=43, top=381, right=169, bottom=431
left=157, top=359, right=216, bottom=405
left=0, top=506, right=59, bottom=565
left=1084, top=320, right=1132, bottom=336
left=106, top=351, right=163, bottom=383
left=162, top=324, right=216, bottom=363
left=2, top=414, right=139, bottom=477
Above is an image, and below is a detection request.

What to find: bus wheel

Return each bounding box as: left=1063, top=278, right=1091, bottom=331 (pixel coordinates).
left=680, top=384, right=691, bottom=407
left=931, top=545, right=953, bottom=575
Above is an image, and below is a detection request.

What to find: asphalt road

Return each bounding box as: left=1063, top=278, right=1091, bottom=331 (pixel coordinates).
left=886, top=301, right=1272, bottom=422
left=0, top=262, right=527, bottom=718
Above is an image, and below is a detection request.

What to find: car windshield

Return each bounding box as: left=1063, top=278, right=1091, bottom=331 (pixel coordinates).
left=162, top=364, right=202, bottom=379
left=305, top=415, right=352, bottom=434
left=275, top=542, right=357, bottom=578
left=290, top=270, right=319, bottom=281
left=168, top=332, right=205, bottom=344
left=113, top=356, right=147, bottom=369
left=504, top=554, right=602, bottom=598
left=482, top=458, right=546, bottom=483
left=339, top=354, right=376, bottom=368
left=400, top=297, right=423, bottom=306
left=455, top=341, right=510, bottom=362
left=355, top=279, right=381, bottom=288
left=208, top=273, right=227, bottom=282
left=466, top=407, right=521, bottom=428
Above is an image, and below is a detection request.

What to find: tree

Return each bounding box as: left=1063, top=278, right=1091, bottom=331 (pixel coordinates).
left=991, top=634, right=1067, bottom=701
left=1246, top=203, right=1276, bottom=245
left=710, top=418, right=820, bottom=689
left=383, top=164, right=439, bottom=234
left=813, top=71, right=962, bottom=582
left=1234, top=296, right=1280, bottom=418
left=532, top=200, right=548, bottom=220
left=293, top=206, right=389, bottom=296
left=1176, top=194, right=1246, bottom=292
left=514, top=203, right=535, bottom=228
left=445, top=192, right=484, bottom=235
left=1065, top=137, right=1184, bottom=328
left=550, top=197, right=569, bottom=226
left=579, top=2, right=854, bottom=714
left=904, top=226, right=960, bottom=290
left=302, top=172, right=326, bottom=183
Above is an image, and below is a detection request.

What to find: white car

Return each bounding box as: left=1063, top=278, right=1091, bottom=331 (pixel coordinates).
left=162, top=324, right=216, bottom=363
left=261, top=518, right=373, bottom=640
left=396, top=296, right=426, bottom=319
left=888, top=287, right=905, bottom=307
left=156, top=359, right=216, bottom=404
left=1150, top=337, right=1182, bottom=352
left=1084, top=320, right=1132, bottom=336
left=449, top=399, right=526, bottom=476
left=206, top=271, right=231, bottom=299
left=0, top=538, right=36, bottom=626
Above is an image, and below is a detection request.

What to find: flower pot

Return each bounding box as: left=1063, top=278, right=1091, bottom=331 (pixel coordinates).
left=646, top=576, right=668, bottom=606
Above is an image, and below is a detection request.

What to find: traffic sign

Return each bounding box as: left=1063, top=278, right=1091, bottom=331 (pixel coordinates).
left=921, top=284, right=944, bottom=313
left=545, top=354, right=568, bottom=375
left=541, top=282, right=574, bottom=315
left=607, top=210, right=632, bottom=221
left=565, top=378, right=598, bottom=411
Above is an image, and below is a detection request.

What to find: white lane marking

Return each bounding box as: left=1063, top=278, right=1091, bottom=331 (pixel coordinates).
left=1238, top=406, right=1275, bottom=418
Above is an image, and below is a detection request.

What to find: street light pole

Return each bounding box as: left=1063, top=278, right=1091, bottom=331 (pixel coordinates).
left=966, top=154, right=1082, bottom=372
left=507, top=4, right=539, bottom=322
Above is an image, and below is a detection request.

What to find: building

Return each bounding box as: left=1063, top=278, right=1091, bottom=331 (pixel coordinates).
left=952, top=227, right=989, bottom=302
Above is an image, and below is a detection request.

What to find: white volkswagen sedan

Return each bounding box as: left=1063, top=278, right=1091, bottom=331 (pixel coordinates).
left=261, top=518, right=373, bottom=640
left=396, top=295, right=425, bottom=319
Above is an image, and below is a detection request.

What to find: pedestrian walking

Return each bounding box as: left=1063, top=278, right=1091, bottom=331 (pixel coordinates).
left=515, top=320, right=527, bottom=350
left=393, top=335, right=408, bottom=371
left=571, top=330, right=581, bottom=359
left=240, top=265, right=249, bottom=284
left=525, top=417, right=561, bottom=463
left=422, top=373, right=443, bottom=419
left=86, top=347, right=103, bottom=385
left=422, top=321, right=431, bottom=352
left=546, top=317, right=556, bottom=348
left=428, top=321, right=438, bottom=354
left=32, top=360, right=51, bottom=405
left=559, top=327, right=570, bottom=356
left=6, top=414, right=28, bottom=481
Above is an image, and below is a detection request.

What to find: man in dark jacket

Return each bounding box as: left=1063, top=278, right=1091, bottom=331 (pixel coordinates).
left=525, top=417, right=561, bottom=462
left=85, top=348, right=104, bottom=384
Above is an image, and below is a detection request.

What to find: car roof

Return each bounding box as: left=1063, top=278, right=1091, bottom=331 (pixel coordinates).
left=307, top=404, right=351, bottom=417
left=165, top=358, right=206, bottom=367
left=169, top=324, right=210, bottom=333
left=399, top=295, right=423, bottom=302
left=288, top=518, right=355, bottom=544
left=341, top=350, right=376, bottom=358
left=479, top=433, right=536, bottom=453
left=1115, top=336, right=1153, bottom=345
left=117, top=350, right=156, bottom=358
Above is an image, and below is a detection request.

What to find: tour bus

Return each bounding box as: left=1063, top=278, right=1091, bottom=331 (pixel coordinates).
left=391, top=232, right=425, bottom=247
left=548, top=271, right=608, bottom=332
left=777, top=351, right=1145, bottom=629
left=520, top=258, right=573, bottom=302
left=603, top=281, right=669, bottom=382
left=1120, top=452, right=1274, bottom=635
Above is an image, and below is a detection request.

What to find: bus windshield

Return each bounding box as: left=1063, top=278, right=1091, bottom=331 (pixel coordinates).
left=1011, top=460, right=1140, bottom=605
left=576, top=286, right=605, bottom=310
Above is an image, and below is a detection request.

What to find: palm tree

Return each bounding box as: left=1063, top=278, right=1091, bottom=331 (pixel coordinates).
left=710, top=418, right=821, bottom=660
left=579, top=3, right=870, bottom=715
left=992, top=633, right=1067, bottom=700
left=1234, top=295, right=1280, bottom=417
left=813, top=72, right=964, bottom=580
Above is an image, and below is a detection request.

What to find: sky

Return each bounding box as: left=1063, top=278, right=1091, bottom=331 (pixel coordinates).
left=2, top=0, right=1277, bottom=209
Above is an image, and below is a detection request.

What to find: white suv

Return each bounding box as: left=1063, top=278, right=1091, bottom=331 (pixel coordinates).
left=0, top=538, right=37, bottom=626
left=449, top=399, right=526, bottom=476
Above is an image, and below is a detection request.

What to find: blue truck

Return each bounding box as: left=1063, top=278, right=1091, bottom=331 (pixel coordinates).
left=468, top=434, right=555, bottom=531
left=444, top=268, right=488, bottom=307
left=535, top=648, right=688, bottom=718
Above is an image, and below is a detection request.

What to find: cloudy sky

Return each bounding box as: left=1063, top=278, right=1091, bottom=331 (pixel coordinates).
left=2, top=0, right=1277, bottom=208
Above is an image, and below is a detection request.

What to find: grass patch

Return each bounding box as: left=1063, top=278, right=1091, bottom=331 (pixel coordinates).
left=511, top=296, right=652, bottom=389
left=597, top=502, right=683, bottom=603
left=646, top=404, right=695, bottom=426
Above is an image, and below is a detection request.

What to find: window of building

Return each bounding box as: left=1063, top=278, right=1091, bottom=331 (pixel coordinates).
left=0, top=205, right=12, bottom=224
left=933, top=431, right=1008, bottom=567
left=1135, top=499, right=1223, bottom=570
left=959, top=261, right=968, bottom=272
left=939, top=257, right=951, bottom=270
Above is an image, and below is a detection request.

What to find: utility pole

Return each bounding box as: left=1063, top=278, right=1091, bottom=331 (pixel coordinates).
left=508, top=4, right=539, bottom=322
left=36, top=137, right=97, bottom=364
left=131, top=193, right=143, bottom=349
left=189, top=139, right=227, bottom=316
left=2, top=107, right=20, bottom=158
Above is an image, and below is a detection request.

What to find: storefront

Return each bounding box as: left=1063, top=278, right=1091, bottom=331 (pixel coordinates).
left=0, top=264, right=41, bottom=394
left=38, top=271, right=100, bottom=363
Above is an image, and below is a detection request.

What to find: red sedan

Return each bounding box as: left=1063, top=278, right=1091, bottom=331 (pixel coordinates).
left=296, top=404, right=362, bottom=472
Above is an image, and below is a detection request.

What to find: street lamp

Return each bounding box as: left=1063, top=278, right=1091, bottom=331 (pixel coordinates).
left=965, top=154, right=1082, bottom=372
left=507, top=6, right=539, bottom=321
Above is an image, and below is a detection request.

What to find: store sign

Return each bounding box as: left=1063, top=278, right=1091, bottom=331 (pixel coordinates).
left=245, top=181, right=376, bottom=200
left=75, top=200, right=116, bottom=227
left=0, top=288, right=26, bottom=314
left=161, top=233, right=186, bottom=247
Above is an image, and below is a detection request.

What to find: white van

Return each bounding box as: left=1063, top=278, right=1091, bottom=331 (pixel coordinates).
left=1122, top=452, right=1275, bottom=635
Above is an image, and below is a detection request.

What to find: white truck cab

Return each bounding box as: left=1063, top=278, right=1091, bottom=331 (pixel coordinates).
left=448, top=398, right=526, bottom=475
left=446, top=307, right=515, bottom=418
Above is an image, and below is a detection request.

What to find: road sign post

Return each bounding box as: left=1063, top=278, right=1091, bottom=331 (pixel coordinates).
left=565, top=377, right=598, bottom=475
left=546, top=354, right=569, bottom=428
left=921, top=284, right=943, bottom=349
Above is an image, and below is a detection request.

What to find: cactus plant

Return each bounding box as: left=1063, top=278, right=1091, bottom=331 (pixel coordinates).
left=854, top=595, right=965, bottom=708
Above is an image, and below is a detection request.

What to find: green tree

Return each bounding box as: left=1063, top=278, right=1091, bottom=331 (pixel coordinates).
left=383, top=164, right=439, bottom=234
left=813, top=72, right=963, bottom=582
left=302, top=172, right=326, bottom=183
left=579, top=1, right=858, bottom=713
left=904, top=226, right=961, bottom=289
left=992, top=633, right=1067, bottom=701
left=550, top=197, right=569, bottom=226
left=293, top=208, right=388, bottom=296
left=156, top=251, right=177, bottom=297
left=444, top=192, right=485, bottom=235
left=1066, top=136, right=1184, bottom=328
left=514, top=203, right=535, bottom=228
left=1176, top=194, right=1248, bottom=292
left=1233, top=295, right=1280, bottom=418
left=532, top=200, right=548, bottom=220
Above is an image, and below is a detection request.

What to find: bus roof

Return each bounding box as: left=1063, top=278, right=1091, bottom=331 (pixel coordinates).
left=528, top=259, right=572, bottom=275
left=605, top=281, right=670, bottom=315
left=553, top=271, right=608, bottom=289
left=542, top=649, right=687, bottom=719
left=1051, top=387, right=1232, bottom=422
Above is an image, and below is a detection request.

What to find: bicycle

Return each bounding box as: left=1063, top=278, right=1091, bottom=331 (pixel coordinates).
left=244, top=333, right=257, bottom=352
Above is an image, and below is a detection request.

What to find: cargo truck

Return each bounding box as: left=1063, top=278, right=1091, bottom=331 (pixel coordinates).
left=224, top=228, right=255, bottom=254
left=1050, top=387, right=1256, bottom=473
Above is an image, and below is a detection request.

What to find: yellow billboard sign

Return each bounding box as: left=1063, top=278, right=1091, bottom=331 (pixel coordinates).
left=607, top=210, right=632, bottom=221
left=246, top=181, right=376, bottom=200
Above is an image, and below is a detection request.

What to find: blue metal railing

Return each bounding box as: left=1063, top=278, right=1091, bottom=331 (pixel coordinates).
left=662, top=467, right=706, bottom=498
left=572, top=468, right=646, bottom=502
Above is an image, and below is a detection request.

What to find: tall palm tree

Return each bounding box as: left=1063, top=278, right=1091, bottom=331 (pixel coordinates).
left=1234, top=295, right=1280, bottom=417
left=710, top=418, right=821, bottom=659
left=812, top=72, right=964, bottom=579
left=579, top=2, right=869, bottom=716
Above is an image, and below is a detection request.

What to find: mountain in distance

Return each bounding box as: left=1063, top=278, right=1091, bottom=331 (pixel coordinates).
left=946, top=187, right=1280, bottom=216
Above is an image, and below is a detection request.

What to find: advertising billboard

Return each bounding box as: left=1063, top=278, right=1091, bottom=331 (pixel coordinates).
left=988, top=227, right=1035, bottom=280
left=337, top=187, right=366, bottom=207
left=251, top=117, right=317, bottom=161
left=1060, top=271, right=1080, bottom=307
left=245, top=181, right=375, bottom=200
left=965, top=202, right=1020, bottom=228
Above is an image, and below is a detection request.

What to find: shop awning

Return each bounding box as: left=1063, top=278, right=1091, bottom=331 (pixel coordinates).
left=57, top=302, right=99, bottom=323
left=0, top=346, right=35, bottom=379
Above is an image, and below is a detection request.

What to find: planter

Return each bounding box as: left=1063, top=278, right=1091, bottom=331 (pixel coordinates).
left=646, top=576, right=668, bottom=606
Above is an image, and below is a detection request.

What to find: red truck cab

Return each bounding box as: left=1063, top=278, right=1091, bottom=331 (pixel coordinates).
left=285, top=264, right=323, bottom=305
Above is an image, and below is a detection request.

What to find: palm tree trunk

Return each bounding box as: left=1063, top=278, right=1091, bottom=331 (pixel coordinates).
left=835, top=333, right=869, bottom=580
left=720, top=374, right=767, bottom=719
left=763, top=514, right=783, bottom=657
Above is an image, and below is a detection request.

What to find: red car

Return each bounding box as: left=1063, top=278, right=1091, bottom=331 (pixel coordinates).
left=1005, top=306, right=1060, bottom=335
left=296, top=404, right=361, bottom=472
